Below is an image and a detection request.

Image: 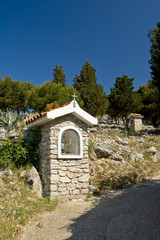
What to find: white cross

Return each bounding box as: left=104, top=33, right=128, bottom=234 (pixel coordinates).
left=72, top=93, right=77, bottom=107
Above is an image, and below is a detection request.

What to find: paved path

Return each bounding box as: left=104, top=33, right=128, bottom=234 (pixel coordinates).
left=17, top=175, right=160, bottom=240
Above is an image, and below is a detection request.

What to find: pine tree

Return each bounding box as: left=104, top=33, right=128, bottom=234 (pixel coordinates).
left=52, top=65, right=66, bottom=87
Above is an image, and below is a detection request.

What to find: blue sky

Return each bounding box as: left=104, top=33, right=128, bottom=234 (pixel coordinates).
left=0, top=0, right=160, bottom=94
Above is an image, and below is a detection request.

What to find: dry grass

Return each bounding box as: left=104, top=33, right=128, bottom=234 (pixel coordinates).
left=0, top=170, right=58, bottom=240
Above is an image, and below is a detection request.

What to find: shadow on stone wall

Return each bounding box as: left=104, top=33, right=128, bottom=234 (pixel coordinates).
left=67, top=179, right=160, bottom=240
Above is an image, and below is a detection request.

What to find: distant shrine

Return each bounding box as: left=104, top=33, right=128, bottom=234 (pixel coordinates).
left=127, top=113, right=144, bottom=132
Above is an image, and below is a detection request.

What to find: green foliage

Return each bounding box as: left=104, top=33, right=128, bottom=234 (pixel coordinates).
left=138, top=80, right=160, bottom=126
left=0, top=75, right=33, bottom=112
left=52, top=65, right=66, bottom=87
left=88, top=139, right=96, bottom=155
left=27, top=81, right=83, bottom=112
left=148, top=22, right=160, bottom=92
left=108, top=75, right=142, bottom=120
left=148, top=22, right=160, bottom=126
left=0, top=129, right=41, bottom=169
left=0, top=139, right=26, bottom=169
left=73, top=61, right=109, bottom=116
left=12, top=81, right=33, bottom=113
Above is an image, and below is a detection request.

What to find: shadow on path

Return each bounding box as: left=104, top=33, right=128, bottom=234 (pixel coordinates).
left=67, top=180, right=160, bottom=240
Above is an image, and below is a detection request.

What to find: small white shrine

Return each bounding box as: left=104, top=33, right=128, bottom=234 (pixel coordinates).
left=26, top=99, right=97, bottom=199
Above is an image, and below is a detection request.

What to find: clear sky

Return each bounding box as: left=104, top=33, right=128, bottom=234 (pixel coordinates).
left=0, top=0, right=160, bottom=94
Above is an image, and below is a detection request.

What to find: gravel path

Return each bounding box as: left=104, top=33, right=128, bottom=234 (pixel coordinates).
left=17, top=174, right=160, bottom=240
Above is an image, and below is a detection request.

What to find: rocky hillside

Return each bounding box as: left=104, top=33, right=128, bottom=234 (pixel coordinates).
left=88, top=117, right=160, bottom=193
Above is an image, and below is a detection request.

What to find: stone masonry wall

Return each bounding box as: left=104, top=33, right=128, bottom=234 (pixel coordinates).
left=130, top=118, right=143, bottom=132
left=39, top=114, right=89, bottom=200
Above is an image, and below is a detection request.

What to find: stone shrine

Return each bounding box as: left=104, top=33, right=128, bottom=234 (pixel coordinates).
left=26, top=100, right=97, bottom=199
left=127, top=113, right=144, bottom=132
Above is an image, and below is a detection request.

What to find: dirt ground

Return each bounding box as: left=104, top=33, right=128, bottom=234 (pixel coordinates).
left=17, top=173, right=160, bottom=240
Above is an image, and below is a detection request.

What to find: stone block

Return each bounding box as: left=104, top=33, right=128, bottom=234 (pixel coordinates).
left=80, top=164, right=89, bottom=169
left=73, top=189, right=80, bottom=195
left=50, top=144, right=57, bottom=150
left=58, top=186, right=67, bottom=192
left=61, top=167, right=67, bottom=171
left=59, top=170, right=66, bottom=177
left=51, top=175, right=59, bottom=183
left=51, top=166, right=60, bottom=170
left=68, top=167, right=79, bottom=173
left=67, top=172, right=77, bottom=179
left=81, top=183, right=89, bottom=188
left=60, top=177, right=71, bottom=183
left=51, top=160, right=59, bottom=165
left=71, top=178, right=78, bottom=184
left=60, top=191, right=69, bottom=196
left=81, top=189, right=89, bottom=195
left=60, top=162, right=69, bottom=167
left=51, top=170, right=58, bottom=174
left=83, top=169, right=90, bottom=173
left=68, top=161, right=76, bottom=166
left=58, top=183, right=66, bottom=187
left=50, top=185, right=57, bottom=191
left=66, top=184, right=76, bottom=190
left=50, top=150, right=57, bottom=154
left=78, top=174, right=89, bottom=182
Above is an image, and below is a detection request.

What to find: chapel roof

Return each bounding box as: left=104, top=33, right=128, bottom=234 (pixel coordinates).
left=26, top=101, right=98, bottom=128
left=26, top=103, right=69, bottom=125
left=127, top=113, right=144, bottom=119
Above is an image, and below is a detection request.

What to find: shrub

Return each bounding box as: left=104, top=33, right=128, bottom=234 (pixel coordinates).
left=0, top=129, right=41, bottom=169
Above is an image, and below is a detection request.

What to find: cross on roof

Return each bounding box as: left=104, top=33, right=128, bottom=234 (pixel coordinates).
left=72, top=93, right=77, bottom=107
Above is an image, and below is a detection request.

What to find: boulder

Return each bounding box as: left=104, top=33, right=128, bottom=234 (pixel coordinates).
left=112, top=153, right=124, bottom=161
left=153, top=151, right=160, bottom=162
left=104, top=159, right=121, bottom=166
left=146, top=146, right=157, bottom=154
left=0, top=168, right=14, bottom=176
left=130, top=152, right=144, bottom=162
left=116, top=136, right=128, bottom=145
left=89, top=185, right=97, bottom=192
left=130, top=153, right=136, bottom=163
left=94, top=146, right=113, bottom=158
left=121, top=145, right=131, bottom=156
left=138, top=138, right=145, bottom=144
left=89, top=127, right=97, bottom=133
left=26, top=166, right=42, bottom=198
left=136, top=152, right=144, bottom=161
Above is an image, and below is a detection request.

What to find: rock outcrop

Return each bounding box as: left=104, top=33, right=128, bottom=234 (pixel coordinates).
left=88, top=126, right=160, bottom=191
left=26, top=166, right=42, bottom=198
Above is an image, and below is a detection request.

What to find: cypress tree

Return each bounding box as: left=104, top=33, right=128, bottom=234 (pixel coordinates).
left=73, top=61, right=108, bottom=116
left=109, top=75, right=139, bottom=121
left=52, top=65, right=67, bottom=87
left=148, top=22, right=160, bottom=92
